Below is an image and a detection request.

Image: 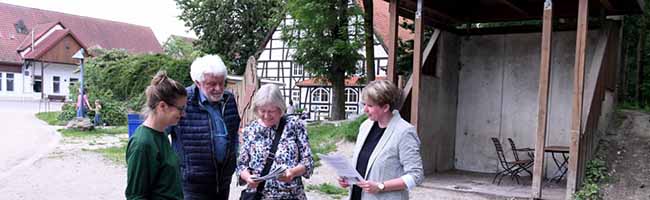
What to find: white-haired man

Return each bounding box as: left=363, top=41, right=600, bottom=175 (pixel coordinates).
left=169, top=55, right=241, bottom=199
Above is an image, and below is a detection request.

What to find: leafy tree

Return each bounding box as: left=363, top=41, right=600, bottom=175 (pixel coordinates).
left=163, top=35, right=198, bottom=60
left=362, top=0, right=375, bottom=81
left=396, top=22, right=436, bottom=76
left=60, top=50, right=193, bottom=125
left=283, top=0, right=363, bottom=120
left=620, top=1, right=650, bottom=109
left=175, top=0, right=284, bottom=75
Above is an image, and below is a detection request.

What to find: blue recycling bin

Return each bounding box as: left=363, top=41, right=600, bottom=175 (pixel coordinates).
left=127, top=113, right=143, bottom=138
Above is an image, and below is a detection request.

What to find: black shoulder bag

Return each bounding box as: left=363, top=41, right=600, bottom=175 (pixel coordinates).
left=240, top=116, right=286, bottom=200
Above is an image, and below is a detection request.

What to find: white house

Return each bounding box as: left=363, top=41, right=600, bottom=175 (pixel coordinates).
left=0, top=2, right=162, bottom=101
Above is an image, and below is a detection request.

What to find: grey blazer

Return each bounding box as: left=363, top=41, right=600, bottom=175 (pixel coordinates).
left=350, top=110, right=424, bottom=200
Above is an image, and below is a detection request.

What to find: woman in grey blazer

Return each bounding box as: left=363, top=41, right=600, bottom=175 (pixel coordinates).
left=338, top=80, right=424, bottom=200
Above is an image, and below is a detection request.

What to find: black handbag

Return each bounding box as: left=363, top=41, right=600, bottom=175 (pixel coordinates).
left=240, top=116, right=287, bottom=200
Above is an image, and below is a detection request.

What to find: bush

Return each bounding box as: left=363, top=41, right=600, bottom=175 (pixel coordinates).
left=58, top=103, right=77, bottom=122
left=58, top=50, right=193, bottom=126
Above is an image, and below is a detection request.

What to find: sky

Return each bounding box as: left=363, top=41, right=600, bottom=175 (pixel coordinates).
left=0, top=0, right=197, bottom=43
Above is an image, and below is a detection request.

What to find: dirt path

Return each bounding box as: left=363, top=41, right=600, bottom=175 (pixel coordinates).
left=0, top=134, right=127, bottom=200
left=601, top=110, right=650, bottom=200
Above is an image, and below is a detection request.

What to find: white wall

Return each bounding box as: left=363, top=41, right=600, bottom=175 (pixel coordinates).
left=0, top=62, right=79, bottom=100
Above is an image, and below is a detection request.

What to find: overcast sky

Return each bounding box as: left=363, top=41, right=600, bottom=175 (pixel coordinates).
left=0, top=0, right=196, bottom=43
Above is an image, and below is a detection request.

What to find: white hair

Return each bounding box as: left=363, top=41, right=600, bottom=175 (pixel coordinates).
left=252, top=84, right=287, bottom=115
left=190, top=54, right=228, bottom=82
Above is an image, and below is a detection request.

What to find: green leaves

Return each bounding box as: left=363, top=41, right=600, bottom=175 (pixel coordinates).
left=175, top=0, right=285, bottom=75
left=61, top=51, right=193, bottom=125
left=283, top=0, right=364, bottom=120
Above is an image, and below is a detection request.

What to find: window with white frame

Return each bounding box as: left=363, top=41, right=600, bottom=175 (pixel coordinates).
left=292, top=90, right=300, bottom=102
left=345, top=106, right=357, bottom=112
left=345, top=88, right=358, bottom=103
left=33, top=76, right=42, bottom=93
left=311, top=88, right=329, bottom=103
left=6, top=73, right=14, bottom=92
left=0, top=73, right=3, bottom=91
left=53, top=76, right=60, bottom=93
left=69, top=78, right=78, bottom=87
left=292, top=63, right=303, bottom=76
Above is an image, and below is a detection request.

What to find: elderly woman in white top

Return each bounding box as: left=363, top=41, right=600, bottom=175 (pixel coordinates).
left=238, top=84, right=314, bottom=200
left=338, top=80, right=424, bottom=200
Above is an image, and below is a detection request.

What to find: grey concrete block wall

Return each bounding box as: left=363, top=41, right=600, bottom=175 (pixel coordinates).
left=454, top=30, right=602, bottom=175
left=417, top=31, right=459, bottom=174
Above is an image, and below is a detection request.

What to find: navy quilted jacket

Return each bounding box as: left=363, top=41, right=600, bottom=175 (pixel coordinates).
left=169, top=85, right=241, bottom=193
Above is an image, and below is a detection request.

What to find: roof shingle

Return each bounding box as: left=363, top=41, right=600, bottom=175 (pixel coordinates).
left=0, top=2, right=162, bottom=64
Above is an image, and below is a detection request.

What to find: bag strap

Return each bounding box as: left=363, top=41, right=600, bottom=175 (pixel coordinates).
left=256, top=115, right=287, bottom=193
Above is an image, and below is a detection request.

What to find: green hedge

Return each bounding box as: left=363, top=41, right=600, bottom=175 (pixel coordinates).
left=59, top=50, right=194, bottom=125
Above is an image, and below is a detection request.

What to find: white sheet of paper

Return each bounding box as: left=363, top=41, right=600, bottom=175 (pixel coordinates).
left=318, top=153, right=364, bottom=184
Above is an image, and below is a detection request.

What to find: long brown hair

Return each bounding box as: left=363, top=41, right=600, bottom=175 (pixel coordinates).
left=142, top=71, right=187, bottom=116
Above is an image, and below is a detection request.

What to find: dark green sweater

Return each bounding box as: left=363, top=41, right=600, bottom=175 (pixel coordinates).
left=126, top=125, right=183, bottom=200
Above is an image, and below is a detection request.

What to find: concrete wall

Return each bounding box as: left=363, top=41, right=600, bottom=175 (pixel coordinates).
left=454, top=30, right=602, bottom=174
left=417, top=32, right=460, bottom=174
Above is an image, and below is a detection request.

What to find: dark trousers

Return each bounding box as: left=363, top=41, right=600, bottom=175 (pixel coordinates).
left=183, top=186, right=230, bottom=200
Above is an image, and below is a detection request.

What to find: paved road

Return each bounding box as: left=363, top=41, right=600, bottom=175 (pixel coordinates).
left=0, top=100, right=62, bottom=181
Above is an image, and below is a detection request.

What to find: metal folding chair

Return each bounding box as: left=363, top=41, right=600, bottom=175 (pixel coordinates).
left=491, top=138, right=532, bottom=185
left=507, top=138, right=534, bottom=176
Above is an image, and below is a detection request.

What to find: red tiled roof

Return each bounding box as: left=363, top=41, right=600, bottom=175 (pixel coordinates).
left=0, top=2, right=162, bottom=64
left=16, top=21, right=62, bottom=51
left=357, top=0, right=414, bottom=50
left=296, top=76, right=387, bottom=87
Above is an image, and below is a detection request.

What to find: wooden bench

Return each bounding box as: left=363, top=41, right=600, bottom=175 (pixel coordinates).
left=47, top=95, right=67, bottom=102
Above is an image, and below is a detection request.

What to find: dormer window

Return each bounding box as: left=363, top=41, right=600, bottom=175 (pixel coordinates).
left=14, top=20, right=29, bottom=34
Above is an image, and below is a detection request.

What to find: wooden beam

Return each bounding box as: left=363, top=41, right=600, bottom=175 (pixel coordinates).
left=532, top=1, right=552, bottom=199
left=410, top=0, right=423, bottom=128
left=422, top=29, right=441, bottom=67
left=400, top=30, right=440, bottom=110
left=498, top=0, right=530, bottom=17
left=387, top=0, right=399, bottom=84
left=568, top=0, right=588, bottom=197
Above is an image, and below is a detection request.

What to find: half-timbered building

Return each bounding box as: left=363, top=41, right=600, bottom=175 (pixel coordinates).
left=256, top=0, right=411, bottom=120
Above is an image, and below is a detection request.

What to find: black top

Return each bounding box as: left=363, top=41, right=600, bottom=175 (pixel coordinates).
left=351, top=122, right=386, bottom=200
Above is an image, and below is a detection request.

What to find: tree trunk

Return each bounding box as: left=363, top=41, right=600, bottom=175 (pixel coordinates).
left=328, top=0, right=349, bottom=120
left=330, top=70, right=347, bottom=120
left=364, top=0, right=375, bottom=82
left=635, top=29, right=644, bottom=106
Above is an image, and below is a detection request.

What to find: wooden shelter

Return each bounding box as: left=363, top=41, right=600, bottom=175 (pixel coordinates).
left=383, top=0, right=644, bottom=199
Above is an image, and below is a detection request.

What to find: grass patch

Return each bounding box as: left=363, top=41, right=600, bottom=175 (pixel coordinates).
left=574, top=141, right=609, bottom=200
left=306, top=183, right=348, bottom=199
left=92, top=143, right=127, bottom=165
left=36, top=111, right=66, bottom=126
left=59, top=126, right=128, bottom=138
left=307, top=115, right=367, bottom=164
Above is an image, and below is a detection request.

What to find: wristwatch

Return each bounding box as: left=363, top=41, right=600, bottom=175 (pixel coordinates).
left=377, top=182, right=385, bottom=191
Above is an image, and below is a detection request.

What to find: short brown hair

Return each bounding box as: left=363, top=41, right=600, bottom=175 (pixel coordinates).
left=361, top=80, right=401, bottom=110
left=143, top=71, right=187, bottom=115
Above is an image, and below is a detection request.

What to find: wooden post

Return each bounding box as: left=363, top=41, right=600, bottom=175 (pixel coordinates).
left=387, top=0, right=399, bottom=84
left=532, top=1, right=552, bottom=198
left=410, top=0, right=423, bottom=128
left=568, top=0, right=588, bottom=197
